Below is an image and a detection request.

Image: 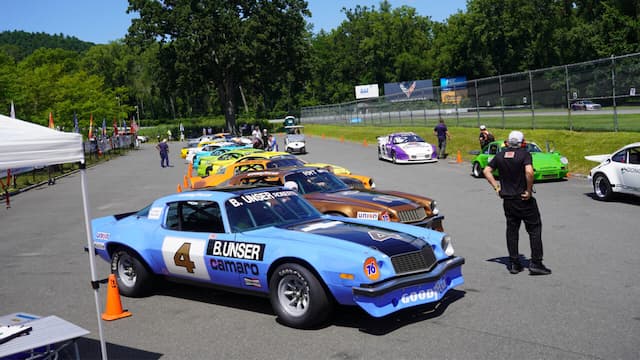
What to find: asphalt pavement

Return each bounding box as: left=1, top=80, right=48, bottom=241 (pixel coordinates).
left=1, top=136, right=638, bottom=360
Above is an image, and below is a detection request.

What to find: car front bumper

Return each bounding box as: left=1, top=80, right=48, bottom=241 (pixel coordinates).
left=533, top=168, right=569, bottom=180
left=352, top=256, right=465, bottom=317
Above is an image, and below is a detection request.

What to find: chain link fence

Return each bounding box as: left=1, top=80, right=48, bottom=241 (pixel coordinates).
left=301, top=53, right=640, bottom=132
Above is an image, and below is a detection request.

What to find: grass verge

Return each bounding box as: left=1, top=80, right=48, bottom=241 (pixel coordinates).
left=301, top=124, right=639, bottom=176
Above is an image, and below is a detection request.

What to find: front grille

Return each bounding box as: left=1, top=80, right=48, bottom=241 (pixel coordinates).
left=397, top=207, right=427, bottom=223
left=391, top=246, right=437, bottom=274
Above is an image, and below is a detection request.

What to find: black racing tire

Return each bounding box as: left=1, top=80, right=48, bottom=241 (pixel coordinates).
left=391, top=151, right=397, bottom=164
left=593, top=173, right=613, bottom=201
left=269, top=263, right=332, bottom=329
left=111, top=247, right=153, bottom=297
left=472, top=162, right=484, bottom=178
left=377, top=147, right=382, bottom=160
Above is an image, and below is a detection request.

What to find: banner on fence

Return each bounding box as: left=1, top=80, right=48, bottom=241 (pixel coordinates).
left=383, top=80, right=434, bottom=102
left=355, top=84, right=379, bottom=99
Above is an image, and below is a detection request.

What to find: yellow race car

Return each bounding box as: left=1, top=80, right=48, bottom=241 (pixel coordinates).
left=196, top=148, right=267, bottom=176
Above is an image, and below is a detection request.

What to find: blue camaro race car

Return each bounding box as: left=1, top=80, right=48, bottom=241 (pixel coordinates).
left=91, top=186, right=464, bottom=328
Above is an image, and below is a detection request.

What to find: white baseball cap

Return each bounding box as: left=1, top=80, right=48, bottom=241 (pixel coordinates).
left=507, top=131, right=524, bottom=146
left=479, top=125, right=486, bottom=130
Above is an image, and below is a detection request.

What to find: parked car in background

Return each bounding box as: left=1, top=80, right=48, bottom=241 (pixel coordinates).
left=570, top=100, right=601, bottom=111
left=471, top=140, right=569, bottom=181
left=91, top=186, right=464, bottom=328
left=585, top=142, right=640, bottom=201
left=136, top=135, right=149, bottom=143
left=284, top=125, right=306, bottom=154
left=225, top=167, right=444, bottom=231
left=377, top=132, right=438, bottom=163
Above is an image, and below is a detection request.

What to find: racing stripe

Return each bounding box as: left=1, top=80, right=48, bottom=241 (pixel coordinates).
left=288, top=220, right=424, bottom=256
left=328, top=190, right=415, bottom=207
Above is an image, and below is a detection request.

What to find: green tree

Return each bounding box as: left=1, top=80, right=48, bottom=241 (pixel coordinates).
left=306, top=1, right=437, bottom=104
left=126, top=0, right=311, bottom=132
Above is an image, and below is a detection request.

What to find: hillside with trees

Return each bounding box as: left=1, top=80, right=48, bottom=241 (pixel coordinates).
left=1, top=0, right=638, bottom=133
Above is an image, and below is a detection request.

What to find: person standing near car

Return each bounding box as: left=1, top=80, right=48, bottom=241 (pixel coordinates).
left=478, top=125, right=494, bottom=150
left=433, top=119, right=450, bottom=159
left=156, top=138, right=170, bottom=168
left=483, top=130, right=551, bottom=275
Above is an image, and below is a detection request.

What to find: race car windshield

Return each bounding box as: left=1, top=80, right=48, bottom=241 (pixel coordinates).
left=394, top=134, right=424, bottom=144
left=284, top=169, right=350, bottom=194
left=225, top=190, right=321, bottom=232
left=525, top=143, right=542, bottom=152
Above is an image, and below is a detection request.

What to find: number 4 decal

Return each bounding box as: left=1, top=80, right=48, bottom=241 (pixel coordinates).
left=173, top=242, right=196, bottom=273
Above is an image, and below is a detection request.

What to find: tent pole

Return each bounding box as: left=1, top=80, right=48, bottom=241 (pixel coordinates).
left=80, top=162, right=108, bottom=360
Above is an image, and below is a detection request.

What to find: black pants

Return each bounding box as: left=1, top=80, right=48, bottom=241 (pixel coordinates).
left=502, top=197, right=543, bottom=262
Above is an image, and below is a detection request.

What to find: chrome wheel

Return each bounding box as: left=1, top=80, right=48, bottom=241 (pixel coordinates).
left=277, top=273, right=310, bottom=318
left=593, top=174, right=612, bottom=201
left=269, top=263, right=331, bottom=328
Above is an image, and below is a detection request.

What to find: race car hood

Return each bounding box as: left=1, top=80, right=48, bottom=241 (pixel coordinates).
left=286, top=219, right=425, bottom=256
left=397, top=142, right=433, bottom=153
left=531, top=152, right=565, bottom=168
left=307, top=190, right=419, bottom=209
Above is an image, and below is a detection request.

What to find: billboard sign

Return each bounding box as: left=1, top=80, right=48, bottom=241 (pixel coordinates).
left=383, top=80, right=434, bottom=102
left=355, top=84, right=379, bottom=99
left=440, top=76, right=467, bottom=91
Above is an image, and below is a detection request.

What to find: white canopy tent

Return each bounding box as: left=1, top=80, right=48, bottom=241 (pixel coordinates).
left=0, top=114, right=107, bottom=359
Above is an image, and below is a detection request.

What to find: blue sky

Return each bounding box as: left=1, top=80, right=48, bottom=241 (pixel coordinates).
left=0, top=1, right=467, bottom=44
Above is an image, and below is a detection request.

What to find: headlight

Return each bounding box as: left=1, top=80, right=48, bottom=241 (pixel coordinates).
left=441, top=235, right=455, bottom=256
left=560, top=157, right=569, bottom=165
left=430, top=200, right=439, bottom=215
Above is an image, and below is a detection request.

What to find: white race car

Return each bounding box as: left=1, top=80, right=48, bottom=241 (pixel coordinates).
left=377, top=132, right=438, bottom=164
left=284, top=125, right=306, bottom=154
left=585, top=142, right=640, bottom=201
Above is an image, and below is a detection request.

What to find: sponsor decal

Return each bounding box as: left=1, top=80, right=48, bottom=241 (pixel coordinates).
left=357, top=211, right=379, bottom=220
left=93, top=242, right=105, bottom=250
left=148, top=207, right=163, bottom=220
left=504, top=151, right=515, bottom=159
left=621, top=167, right=640, bottom=175
left=207, top=240, right=265, bottom=261
left=228, top=190, right=296, bottom=207
left=95, top=232, right=110, bottom=241
left=363, top=257, right=380, bottom=281
left=208, top=233, right=217, bottom=240
left=210, top=259, right=259, bottom=275
left=368, top=230, right=403, bottom=242
left=243, top=277, right=262, bottom=288
left=400, top=278, right=448, bottom=304
left=380, top=212, right=390, bottom=222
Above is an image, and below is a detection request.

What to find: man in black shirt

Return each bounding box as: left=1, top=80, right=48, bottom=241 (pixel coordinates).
left=483, top=131, right=551, bottom=275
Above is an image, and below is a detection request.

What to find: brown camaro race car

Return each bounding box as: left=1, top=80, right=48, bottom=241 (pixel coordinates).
left=223, top=167, right=444, bottom=230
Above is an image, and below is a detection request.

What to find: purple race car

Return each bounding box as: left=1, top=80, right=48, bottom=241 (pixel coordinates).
left=377, top=132, right=438, bottom=164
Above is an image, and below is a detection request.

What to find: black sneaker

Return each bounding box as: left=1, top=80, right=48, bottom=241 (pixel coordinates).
left=529, top=261, right=552, bottom=275
left=507, top=260, right=523, bottom=274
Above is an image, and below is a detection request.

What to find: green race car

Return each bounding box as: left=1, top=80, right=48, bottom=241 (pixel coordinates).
left=471, top=140, right=569, bottom=181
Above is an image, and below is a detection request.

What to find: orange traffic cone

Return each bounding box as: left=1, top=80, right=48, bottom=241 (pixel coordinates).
left=183, top=175, right=189, bottom=189
left=102, top=274, right=132, bottom=321
left=456, top=150, right=462, bottom=163
left=340, top=136, right=344, bottom=143
left=187, top=163, right=193, bottom=178
left=177, top=184, right=182, bottom=193
left=363, top=139, right=368, bottom=147
left=322, top=133, right=325, bottom=139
